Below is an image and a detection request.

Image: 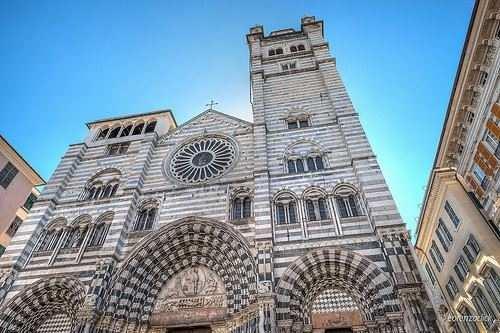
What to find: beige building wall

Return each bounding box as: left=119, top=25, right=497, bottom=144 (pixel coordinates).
left=417, top=169, right=499, bottom=332
left=0, top=136, right=44, bottom=250
left=416, top=0, right=500, bottom=332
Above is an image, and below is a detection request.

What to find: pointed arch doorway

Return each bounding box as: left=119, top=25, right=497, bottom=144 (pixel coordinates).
left=276, top=248, right=405, bottom=332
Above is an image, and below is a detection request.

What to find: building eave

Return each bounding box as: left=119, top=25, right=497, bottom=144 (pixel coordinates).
left=416, top=0, right=480, bottom=242
left=433, top=0, right=479, bottom=168
left=85, top=109, right=177, bottom=129
left=0, top=135, right=45, bottom=186
left=415, top=168, right=457, bottom=247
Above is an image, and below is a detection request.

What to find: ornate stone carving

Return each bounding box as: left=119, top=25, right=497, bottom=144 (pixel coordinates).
left=150, top=266, right=227, bottom=327
left=258, top=280, right=273, bottom=294
left=166, top=135, right=238, bottom=184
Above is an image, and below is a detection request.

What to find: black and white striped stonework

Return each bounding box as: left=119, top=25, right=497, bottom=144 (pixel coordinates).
left=0, top=16, right=436, bottom=333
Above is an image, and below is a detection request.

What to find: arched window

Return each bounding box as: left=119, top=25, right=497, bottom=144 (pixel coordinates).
left=101, top=180, right=119, bottom=199
left=304, top=188, right=330, bottom=222
left=96, top=128, right=109, bottom=141
left=82, top=182, right=102, bottom=201
left=61, top=226, right=85, bottom=249
left=333, top=184, right=362, bottom=218
left=35, top=218, right=66, bottom=252
left=306, top=198, right=329, bottom=221
left=231, top=193, right=252, bottom=220
left=285, top=140, right=328, bottom=175
left=287, top=116, right=310, bottom=129
left=268, top=49, right=275, bottom=56
left=120, top=124, right=132, bottom=137
left=132, top=122, right=144, bottom=135
left=133, top=200, right=159, bottom=231
left=275, top=47, right=283, bottom=55
left=288, top=156, right=324, bottom=174
left=88, top=212, right=113, bottom=247
left=298, top=44, right=305, bottom=51
left=61, top=216, right=90, bottom=249
left=81, top=169, right=121, bottom=201
left=108, top=126, right=121, bottom=139
left=274, top=192, right=298, bottom=225
left=144, top=120, right=157, bottom=133
left=290, top=45, right=297, bottom=53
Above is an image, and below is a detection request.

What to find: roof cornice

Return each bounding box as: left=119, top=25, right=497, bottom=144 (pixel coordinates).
left=85, top=109, right=177, bottom=129
left=0, top=135, right=45, bottom=186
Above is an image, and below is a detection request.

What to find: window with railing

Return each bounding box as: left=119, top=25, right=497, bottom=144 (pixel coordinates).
left=472, top=162, right=485, bottom=181
left=430, top=240, right=444, bottom=271
left=425, top=263, right=436, bottom=286
left=436, top=218, right=453, bottom=252
left=454, top=256, right=469, bottom=282
left=458, top=306, right=479, bottom=333
left=444, top=201, right=461, bottom=228
left=445, top=277, right=459, bottom=299
left=471, top=287, right=496, bottom=330
left=482, top=268, right=500, bottom=313
left=463, top=234, right=480, bottom=264
left=483, top=130, right=498, bottom=153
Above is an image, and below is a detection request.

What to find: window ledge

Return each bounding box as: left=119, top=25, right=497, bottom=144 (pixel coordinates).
left=128, top=230, right=153, bottom=237
left=275, top=224, right=302, bottom=231
left=339, top=215, right=366, bottom=221
left=230, top=217, right=253, bottom=225
left=307, top=219, right=334, bottom=226
left=58, top=248, right=80, bottom=254
left=85, top=245, right=104, bottom=251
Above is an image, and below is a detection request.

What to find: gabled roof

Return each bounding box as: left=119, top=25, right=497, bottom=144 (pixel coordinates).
left=0, top=135, right=45, bottom=186
left=171, top=109, right=253, bottom=133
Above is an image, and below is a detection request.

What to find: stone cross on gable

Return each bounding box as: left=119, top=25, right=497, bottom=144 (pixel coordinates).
left=205, top=99, right=218, bottom=110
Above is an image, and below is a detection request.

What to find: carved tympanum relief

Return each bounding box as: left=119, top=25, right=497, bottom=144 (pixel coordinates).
left=153, top=266, right=226, bottom=313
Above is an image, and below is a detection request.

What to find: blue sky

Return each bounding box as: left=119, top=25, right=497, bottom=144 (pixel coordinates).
left=0, top=1, right=474, bottom=236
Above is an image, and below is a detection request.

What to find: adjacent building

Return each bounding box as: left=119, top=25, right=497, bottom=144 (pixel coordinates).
left=0, top=17, right=438, bottom=333
left=416, top=0, right=500, bottom=332
left=0, top=136, right=45, bottom=256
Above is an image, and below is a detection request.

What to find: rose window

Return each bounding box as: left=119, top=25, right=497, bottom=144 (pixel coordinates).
left=169, top=136, right=237, bottom=183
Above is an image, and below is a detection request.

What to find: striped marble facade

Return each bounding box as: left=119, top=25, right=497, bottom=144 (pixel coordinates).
left=0, top=16, right=437, bottom=333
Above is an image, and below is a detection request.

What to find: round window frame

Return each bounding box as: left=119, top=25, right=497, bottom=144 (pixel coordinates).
left=164, top=134, right=239, bottom=185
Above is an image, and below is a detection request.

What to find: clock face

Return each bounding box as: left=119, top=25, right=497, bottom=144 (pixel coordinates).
left=168, top=136, right=237, bottom=184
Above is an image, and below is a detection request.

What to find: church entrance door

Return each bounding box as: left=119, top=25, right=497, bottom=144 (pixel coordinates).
left=168, top=326, right=211, bottom=333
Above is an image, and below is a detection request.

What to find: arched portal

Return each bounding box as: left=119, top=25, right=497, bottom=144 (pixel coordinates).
left=0, top=276, right=86, bottom=332
left=276, top=248, right=402, bottom=332
left=100, top=216, right=258, bottom=331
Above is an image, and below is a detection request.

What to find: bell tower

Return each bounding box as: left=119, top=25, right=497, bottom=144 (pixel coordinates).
left=247, top=16, right=439, bottom=332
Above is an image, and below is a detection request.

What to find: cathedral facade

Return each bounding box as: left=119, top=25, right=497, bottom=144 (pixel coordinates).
left=0, top=17, right=438, bottom=333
